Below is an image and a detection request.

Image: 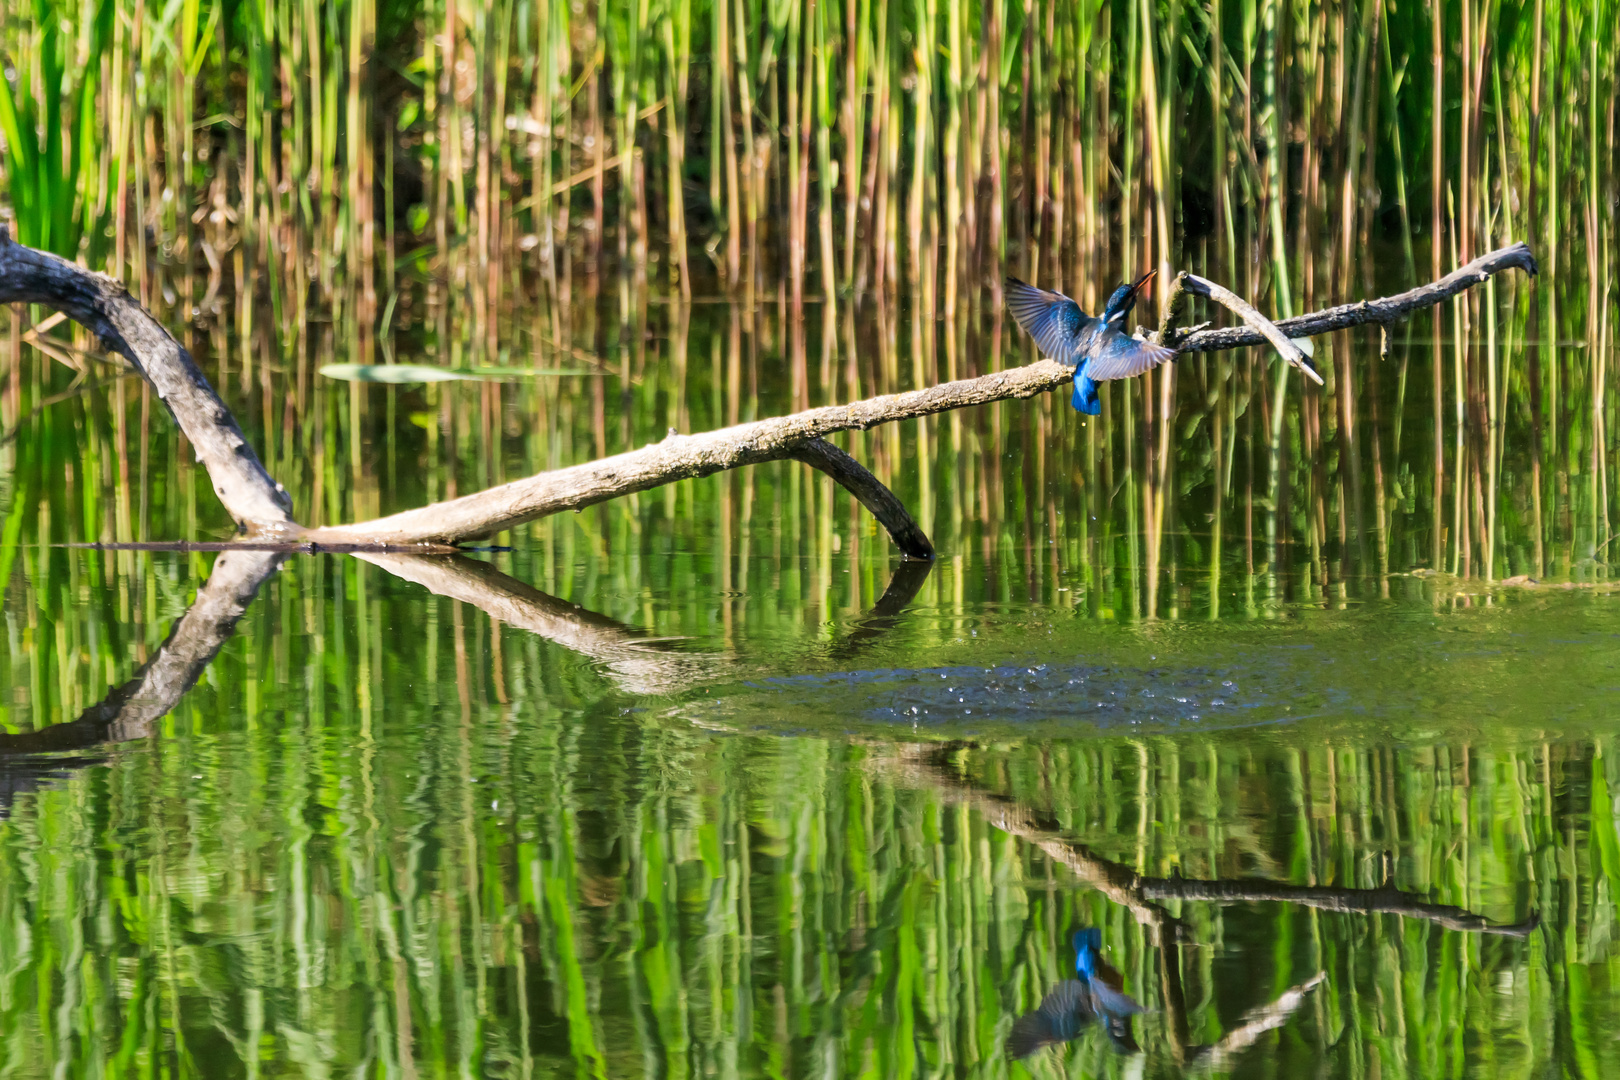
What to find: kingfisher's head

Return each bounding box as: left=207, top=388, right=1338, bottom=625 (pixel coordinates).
left=1102, top=269, right=1158, bottom=327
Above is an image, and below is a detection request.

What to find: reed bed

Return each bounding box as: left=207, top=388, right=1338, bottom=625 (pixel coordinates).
left=0, top=0, right=1614, bottom=593
left=0, top=0, right=1608, bottom=308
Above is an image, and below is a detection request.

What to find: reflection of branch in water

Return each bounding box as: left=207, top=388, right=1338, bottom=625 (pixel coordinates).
left=0, top=550, right=283, bottom=813
left=824, top=559, right=935, bottom=659
left=357, top=552, right=936, bottom=696
left=884, top=747, right=1537, bottom=937
left=1186, top=972, right=1327, bottom=1072
left=0, top=547, right=932, bottom=796
left=354, top=552, right=726, bottom=696
left=0, top=755, right=108, bottom=817
left=875, top=749, right=1165, bottom=923
left=1138, top=876, right=1539, bottom=937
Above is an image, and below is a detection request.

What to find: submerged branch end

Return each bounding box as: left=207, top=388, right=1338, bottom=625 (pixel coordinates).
left=788, top=439, right=935, bottom=560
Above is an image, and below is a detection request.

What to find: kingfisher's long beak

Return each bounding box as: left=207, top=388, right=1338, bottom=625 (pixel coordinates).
left=1128, top=268, right=1158, bottom=299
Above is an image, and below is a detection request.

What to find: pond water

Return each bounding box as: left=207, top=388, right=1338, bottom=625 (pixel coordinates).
left=1, top=280, right=1618, bottom=1077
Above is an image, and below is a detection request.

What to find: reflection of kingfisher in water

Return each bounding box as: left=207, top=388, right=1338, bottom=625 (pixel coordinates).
left=1006, top=929, right=1145, bottom=1059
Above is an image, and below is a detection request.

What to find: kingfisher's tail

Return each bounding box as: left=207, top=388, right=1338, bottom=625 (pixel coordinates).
left=1071, top=370, right=1102, bottom=415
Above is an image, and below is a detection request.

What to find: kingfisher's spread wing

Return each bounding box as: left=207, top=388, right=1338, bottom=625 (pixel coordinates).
left=1006, top=980, right=1095, bottom=1059
left=1006, top=278, right=1086, bottom=363
left=1086, top=978, right=1145, bottom=1020
left=1083, top=331, right=1177, bottom=381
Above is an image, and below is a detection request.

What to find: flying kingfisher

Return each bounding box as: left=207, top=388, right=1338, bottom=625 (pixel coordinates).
left=1005, top=928, right=1145, bottom=1059
left=1005, top=270, right=1176, bottom=416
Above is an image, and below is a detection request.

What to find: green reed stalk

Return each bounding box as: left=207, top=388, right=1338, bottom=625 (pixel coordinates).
left=0, top=0, right=114, bottom=257
left=1430, top=0, right=1446, bottom=572
left=662, top=0, right=692, bottom=296
left=905, top=0, right=930, bottom=295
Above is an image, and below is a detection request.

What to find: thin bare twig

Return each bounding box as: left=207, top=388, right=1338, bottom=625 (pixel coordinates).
left=1180, top=272, right=1325, bottom=384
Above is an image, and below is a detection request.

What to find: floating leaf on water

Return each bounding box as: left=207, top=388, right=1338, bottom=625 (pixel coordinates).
left=457, top=365, right=593, bottom=378
left=320, top=364, right=462, bottom=383
left=319, top=363, right=588, bottom=384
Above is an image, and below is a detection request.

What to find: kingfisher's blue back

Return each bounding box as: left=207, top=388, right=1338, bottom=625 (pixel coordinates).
left=1006, top=930, right=1143, bottom=1059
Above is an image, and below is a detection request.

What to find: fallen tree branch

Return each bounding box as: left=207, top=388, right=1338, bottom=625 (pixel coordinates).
left=2, top=226, right=1535, bottom=552
left=308, top=243, right=1534, bottom=546
left=303, top=419, right=964, bottom=547
left=785, top=439, right=935, bottom=559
